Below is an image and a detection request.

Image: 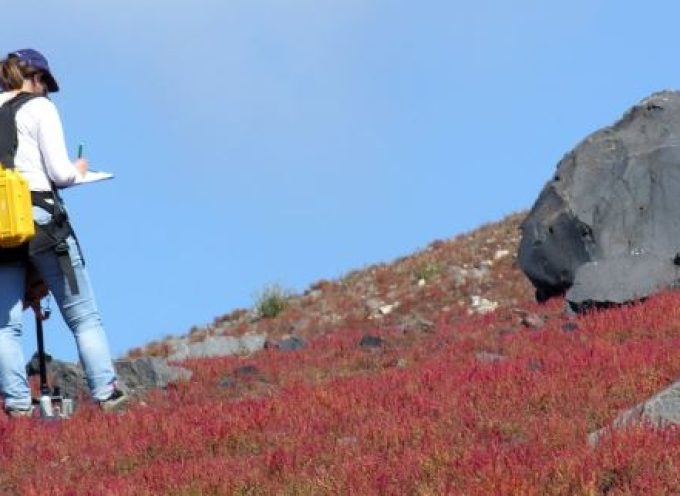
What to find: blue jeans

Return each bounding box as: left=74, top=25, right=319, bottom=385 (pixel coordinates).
left=0, top=205, right=117, bottom=410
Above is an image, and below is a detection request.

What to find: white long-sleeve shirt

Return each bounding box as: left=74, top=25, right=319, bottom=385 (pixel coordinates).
left=0, top=91, right=77, bottom=191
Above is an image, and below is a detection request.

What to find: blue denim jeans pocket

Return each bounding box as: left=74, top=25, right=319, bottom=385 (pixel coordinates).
left=32, top=204, right=53, bottom=226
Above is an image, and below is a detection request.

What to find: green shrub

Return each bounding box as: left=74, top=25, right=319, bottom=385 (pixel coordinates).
left=414, top=262, right=440, bottom=282
left=254, top=284, right=293, bottom=319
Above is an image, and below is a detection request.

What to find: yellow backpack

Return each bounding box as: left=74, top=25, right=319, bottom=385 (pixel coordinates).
left=0, top=92, right=38, bottom=248
left=0, top=165, right=34, bottom=247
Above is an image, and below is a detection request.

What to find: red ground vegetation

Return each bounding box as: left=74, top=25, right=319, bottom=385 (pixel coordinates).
left=3, top=293, right=680, bottom=494
left=4, top=214, right=680, bottom=494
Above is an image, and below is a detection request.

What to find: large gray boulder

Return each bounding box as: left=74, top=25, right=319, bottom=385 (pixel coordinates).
left=519, top=91, right=680, bottom=307
left=589, top=379, right=680, bottom=445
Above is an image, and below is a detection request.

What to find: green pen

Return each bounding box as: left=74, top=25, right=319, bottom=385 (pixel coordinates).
left=77, top=143, right=84, bottom=159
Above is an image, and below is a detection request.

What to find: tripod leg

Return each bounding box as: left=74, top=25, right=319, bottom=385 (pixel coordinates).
left=35, top=313, right=49, bottom=396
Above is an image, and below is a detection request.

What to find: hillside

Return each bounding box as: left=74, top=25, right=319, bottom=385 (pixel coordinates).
left=4, top=211, right=680, bottom=494
left=130, top=211, right=537, bottom=359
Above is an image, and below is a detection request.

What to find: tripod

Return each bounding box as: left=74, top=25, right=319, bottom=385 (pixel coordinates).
left=32, top=305, right=73, bottom=419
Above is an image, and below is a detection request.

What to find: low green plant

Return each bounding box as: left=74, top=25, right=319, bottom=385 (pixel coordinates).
left=254, top=283, right=293, bottom=319
left=414, top=261, right=440, bottom=282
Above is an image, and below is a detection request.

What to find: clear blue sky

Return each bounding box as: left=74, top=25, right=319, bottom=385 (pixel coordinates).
left=3, top=1, right=678, bottom=361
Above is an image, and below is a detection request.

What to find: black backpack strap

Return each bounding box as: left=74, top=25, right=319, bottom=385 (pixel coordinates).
left=0, top=92, right=41, bottom=170
left=0, top=93, right=41, bottom=265
left=6, top=92, right=40, bottom=111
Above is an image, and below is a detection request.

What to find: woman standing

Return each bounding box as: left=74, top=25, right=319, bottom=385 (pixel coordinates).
left=0, top=48, right=126, bottom=416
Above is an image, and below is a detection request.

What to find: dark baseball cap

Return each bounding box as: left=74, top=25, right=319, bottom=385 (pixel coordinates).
left=9, top=48, right=59, bottom=93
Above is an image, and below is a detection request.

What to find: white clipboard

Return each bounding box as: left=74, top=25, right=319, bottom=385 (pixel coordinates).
left=64, top=170, right=114, bottom=188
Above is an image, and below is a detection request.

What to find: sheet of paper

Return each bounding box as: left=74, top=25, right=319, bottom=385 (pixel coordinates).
left=65, top=170, right=114, bottom=188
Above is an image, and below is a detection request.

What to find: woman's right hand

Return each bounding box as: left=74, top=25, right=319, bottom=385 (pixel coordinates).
left=74, top=158, right=89, bottom=176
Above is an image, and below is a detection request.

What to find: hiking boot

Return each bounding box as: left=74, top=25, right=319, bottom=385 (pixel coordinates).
left=5, top=406, right=34, bottom=418
left=98, top=388, right=128, bottom=412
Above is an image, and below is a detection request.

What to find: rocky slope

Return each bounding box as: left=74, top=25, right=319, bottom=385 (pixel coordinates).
left=128, top=211, right=538, bottom=361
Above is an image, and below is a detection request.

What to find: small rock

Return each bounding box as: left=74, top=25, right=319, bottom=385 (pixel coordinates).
left=396, top=314, right=435, bottom=333
left=469, top=267, right=490, bottom=281
left=396, top=358, right=408, bottom=368
left=218, top=376, right=235, bottom=388
left=498, top=327, right=519, bottom=337
left=417, top=278, right=426, bottom=287
left=562, top=322, right=579, bottom=333
left=448, top=266, right=468, bottom=286
left=475, top=351, right=506, bottom=363
left=494, top=249, right=510, bottom=260
left=527, top=360, right=544, bottom=372
left=289, top=318, right=311, bottom=334
left=219, top=365, right=266, bottom=388
left=277, top=336, right=306, bottom=352
left=234, top=365, right=260, bottom=378
left=470, top=296, right=498, bottom=315
left=359, top=335, right=385, bottom=349
left=379, top=303, right=398, bottom=315
left=520, top=313, right=545, bottom=329
left=365, top=298, right=385, bottom=313
left=305, top=289, right=323, bottom=300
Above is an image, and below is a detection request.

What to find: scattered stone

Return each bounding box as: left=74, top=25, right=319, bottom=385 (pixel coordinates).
left=527, top=359, right=544, bottom=372
left=234, top=365, right=261, bottom=378
left=396, top=358, right=408, bottom=368
left=520, top=313, right=545, bottom=330
left=562, top=322, right=579, bottom=333
left=475, top=351, right=506, bottom=363
left=305, top=289, right=323, bottom=300
left=469, top=267, right=490, bottom=281
left=417, top=278, right=426, bottom=287
left=498, top=327, right=519, bottom=337
left=396, top=314, right=435, bottom=334
left=379, top=303, right=398, bottom=316
left=218, top=376, right=235, bottom=388
left=365, top=298, right=385, bottom=314
left=359, top=335, right=385, bottom=349
left=448, top=266, right=468, bottom=286
left=289, top=318, right=311, bottom=334
left=219, top=365, right=266, bottom=389
left=276, top=336, right=306, bottom=352
left=470, top=296, right=498, bottom=315
left=337, top=436, right=359, bottom=446
left=494, top=249, right=510, bottom=261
